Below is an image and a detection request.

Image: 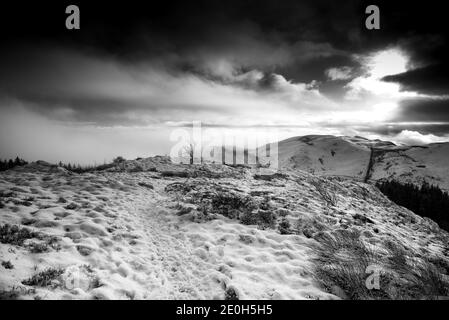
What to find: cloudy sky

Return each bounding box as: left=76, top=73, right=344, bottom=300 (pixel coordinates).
left=1, top=0, right=448, bottom=163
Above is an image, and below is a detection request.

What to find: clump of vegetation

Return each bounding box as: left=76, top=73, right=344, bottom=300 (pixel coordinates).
left=240, top=197, right=276, bottom=229
left=0, top=286, right=36, bottom=300
left=238, top=234, right=254, bottom=244
left=0, top=224, right=40, bottom=246
left=428, top=256, right=449, bottom=275
left=209, top=192, right=277, bottom=229
left=175, top=204, right=194, bottom=216
left=12, top=199, right=33, bottom=207
left=0, top=224, right=60, bottom=252
left=313, top=230, right=384, bottom=299
left=240, top=209, right=276, bottom=229
left=160, top=170, right=189, bottom=178
left=253, top=173, right=288, bottom=181
left=313, top=230, right=449, bottom=299
left=112, top=156, right=126, bottom=164
left=295, top=215, right=326, bottom=238
left=278, top=218, right=292, bottom=235
left=22, top=268, right=65, bottom=287
left=310, top=179, right=338, bottom=207
left=224, top=287, right=239, bottom=300
left=138, top=182, right=154, bottom=189
left=190, top=168, right=226, bottom=179
left=353, top=213, right=374, bottom=225
left=165, top=182, right=193, bottom=194
left=401, top=261, right=449, bottom=299
left=128, top=164, right=144, bottom=172
left=28, top=242, right=50, bottom=253
left=239, top=210, right=259, bottom=225
left=211, top=192, right=256, bottom=220
left=20, top=217, right=37, bottom=226
left=57, top=197, right=67, bottom=204
left=1, top=260, right=14, bottom=269
left=376, top=180, right=449, bottom=232
left=64, top=202, right=78, bottom=210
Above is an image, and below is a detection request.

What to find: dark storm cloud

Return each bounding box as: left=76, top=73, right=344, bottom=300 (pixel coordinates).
left=394, top=98, right=449, bottom=123
left=0, top=46, right=239, bottom=126
left=1, top=1, right=357, bottom=120
left=2, top=1, right=447, bottom=79
left=1, top=0, right=449, bottom=131
left=1, top=1, right=447, bottom=72
left=382, top=64, right=449, bottom=95
left=371, top=3, right=449, bottom=97
left=0, top=0, right=367, bottom=80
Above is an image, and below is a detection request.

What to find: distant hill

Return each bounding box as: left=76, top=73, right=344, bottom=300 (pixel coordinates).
left=259, top=135, right=449, bottom=191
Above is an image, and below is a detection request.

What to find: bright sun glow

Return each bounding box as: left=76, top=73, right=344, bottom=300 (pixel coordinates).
left=368, top=48, right=408, bottom=78
left=346, top=48, right=413, bottom=98
left=370, top=102, right=399, bottom=121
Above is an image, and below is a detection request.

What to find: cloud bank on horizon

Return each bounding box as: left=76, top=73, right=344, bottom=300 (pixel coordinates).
left=0, top=0, right=448, bottom=162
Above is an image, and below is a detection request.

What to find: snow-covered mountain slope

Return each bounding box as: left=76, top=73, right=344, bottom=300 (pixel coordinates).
left=268, top=135, right=449, bottom=191
left=370, top=143, right=449, bottom=191
left=1, top=159, right=449, bottom=299
left=274, top=136, right=370, bottom=180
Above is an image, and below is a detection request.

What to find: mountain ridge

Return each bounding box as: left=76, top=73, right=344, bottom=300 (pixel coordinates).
left=262, top=134, right=449, bottom=191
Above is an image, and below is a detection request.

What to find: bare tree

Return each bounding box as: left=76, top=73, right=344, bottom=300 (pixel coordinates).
left=183, top=143, right=194, bottom=165
left=183, top=142, right=203, bottom=165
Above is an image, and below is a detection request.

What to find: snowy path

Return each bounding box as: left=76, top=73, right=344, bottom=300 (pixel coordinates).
left=124, top=196, right=223, bottom=299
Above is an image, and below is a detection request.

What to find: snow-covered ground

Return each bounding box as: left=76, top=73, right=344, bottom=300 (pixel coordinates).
left=1, top=156, right=448, bottom=300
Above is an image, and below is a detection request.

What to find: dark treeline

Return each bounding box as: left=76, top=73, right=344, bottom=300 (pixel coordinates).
left=0, top=156, right=127, bottom=174
left=59, top=161, right=113, bottom=173
left=59, top=156, right=125, bottom=173
left=0, top=156, right=126, bottom=174
left=0, top=157, right=28, bottom=171
left=376, top=180, right=449, bottom=232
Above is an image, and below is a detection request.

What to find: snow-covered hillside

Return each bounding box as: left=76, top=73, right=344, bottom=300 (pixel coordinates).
left=1, top=158, right=449, bottom=299
left=271, top=135, right=371, bottom=180
left=370, top=143, right=449, bottom=191
left=269, top=135, right=449, bottom=191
